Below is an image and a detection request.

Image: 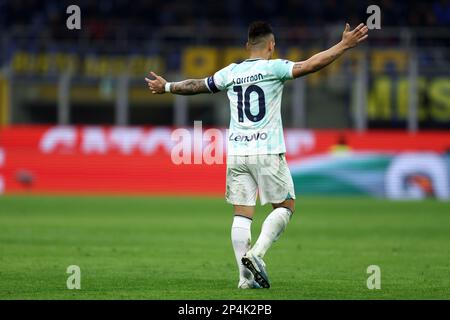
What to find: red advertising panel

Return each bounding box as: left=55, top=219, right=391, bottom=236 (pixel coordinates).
left=1, top=126, right=449, bottom=196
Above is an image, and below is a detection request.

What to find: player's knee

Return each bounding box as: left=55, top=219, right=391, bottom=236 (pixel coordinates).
left=287, top=200, right=295, bottom=214
left=233, top=205, right=255, bottom=219
left=272, top=199, right=295, bottom=214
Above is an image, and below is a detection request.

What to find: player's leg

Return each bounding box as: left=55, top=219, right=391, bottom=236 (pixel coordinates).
left=226, top=156, right=260, bottom=288
left=242, top=154, right=296, bottom=288
left=249, top=199, right=294, bottom=259
left=251, top=154, right=296, bottom=258
left=242, top=199, right=294, bottom=289
left=231, top=205, right=259, bottom=288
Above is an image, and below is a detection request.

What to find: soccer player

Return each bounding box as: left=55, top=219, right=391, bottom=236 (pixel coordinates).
left=146, top=21, right=368, bottom=289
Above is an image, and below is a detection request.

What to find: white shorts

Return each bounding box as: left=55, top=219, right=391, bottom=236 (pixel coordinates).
left=225, top=153, right=296, bottom=206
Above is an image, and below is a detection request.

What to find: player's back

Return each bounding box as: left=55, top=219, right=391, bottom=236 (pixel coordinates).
left=207, top=58, right=295, bottom=155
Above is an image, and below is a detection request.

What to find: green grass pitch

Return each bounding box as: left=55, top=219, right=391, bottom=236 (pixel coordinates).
left=0, top=195, right=449, bottom=299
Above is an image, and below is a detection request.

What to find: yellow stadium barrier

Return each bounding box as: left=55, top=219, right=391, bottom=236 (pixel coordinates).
left=0, top=74, right=9, bottom=126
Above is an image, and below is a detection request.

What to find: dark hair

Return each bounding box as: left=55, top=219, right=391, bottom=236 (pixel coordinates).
left=248, top=21, right=273, bottom=44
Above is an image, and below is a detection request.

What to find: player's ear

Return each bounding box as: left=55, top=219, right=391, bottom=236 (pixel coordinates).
left=246, top=42, right=250, bottom=51
left=268, top=40, right=275, bottom=52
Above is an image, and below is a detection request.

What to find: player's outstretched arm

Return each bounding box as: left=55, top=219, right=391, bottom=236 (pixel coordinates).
left=292, top=23, right=369, bottom=78
left=145, top=72, right=210, bottom=95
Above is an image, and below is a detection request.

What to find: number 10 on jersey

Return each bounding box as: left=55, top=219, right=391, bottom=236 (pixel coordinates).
left=233, top=85, right=266, bottom=122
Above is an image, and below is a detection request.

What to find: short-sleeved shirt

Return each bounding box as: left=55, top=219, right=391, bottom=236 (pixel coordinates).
left=205, top=58, right=295, bottom=156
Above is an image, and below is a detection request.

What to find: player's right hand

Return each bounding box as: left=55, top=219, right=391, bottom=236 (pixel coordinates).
left=341, top=23, right=369, bottom=49
left=145, top=71, right=167, bottom=94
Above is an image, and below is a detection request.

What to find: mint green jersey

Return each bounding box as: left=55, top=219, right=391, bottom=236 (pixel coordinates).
left=205, top=58, right=295, bottom=155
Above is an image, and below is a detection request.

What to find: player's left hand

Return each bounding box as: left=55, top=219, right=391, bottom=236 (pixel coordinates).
left=145, top=71, right=167, bottom=94
left=341, top=23, right=369, bottom=49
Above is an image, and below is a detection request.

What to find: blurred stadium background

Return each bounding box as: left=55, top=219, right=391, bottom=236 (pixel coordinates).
left=0, top=0, right=449, bottom=300
left=0, top=0, right=449, bottom=199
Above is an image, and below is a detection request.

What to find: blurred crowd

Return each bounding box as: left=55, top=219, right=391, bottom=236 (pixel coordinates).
left=0, top=0, right=449, bottom=58
left=1, top=0, right=449, bottom=38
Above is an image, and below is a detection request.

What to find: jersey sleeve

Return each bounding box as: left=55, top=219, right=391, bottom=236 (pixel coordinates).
left=205, top=64, right=235, bottom=93
left=271, top=59, right=295, bottom=82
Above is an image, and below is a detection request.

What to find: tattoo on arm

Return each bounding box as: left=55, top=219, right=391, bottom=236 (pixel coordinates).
left=293, top=63, right=303, bottom=71
left=293, top=62, right=308, bottom=77
left=170, top=79, right=210, bottom=95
